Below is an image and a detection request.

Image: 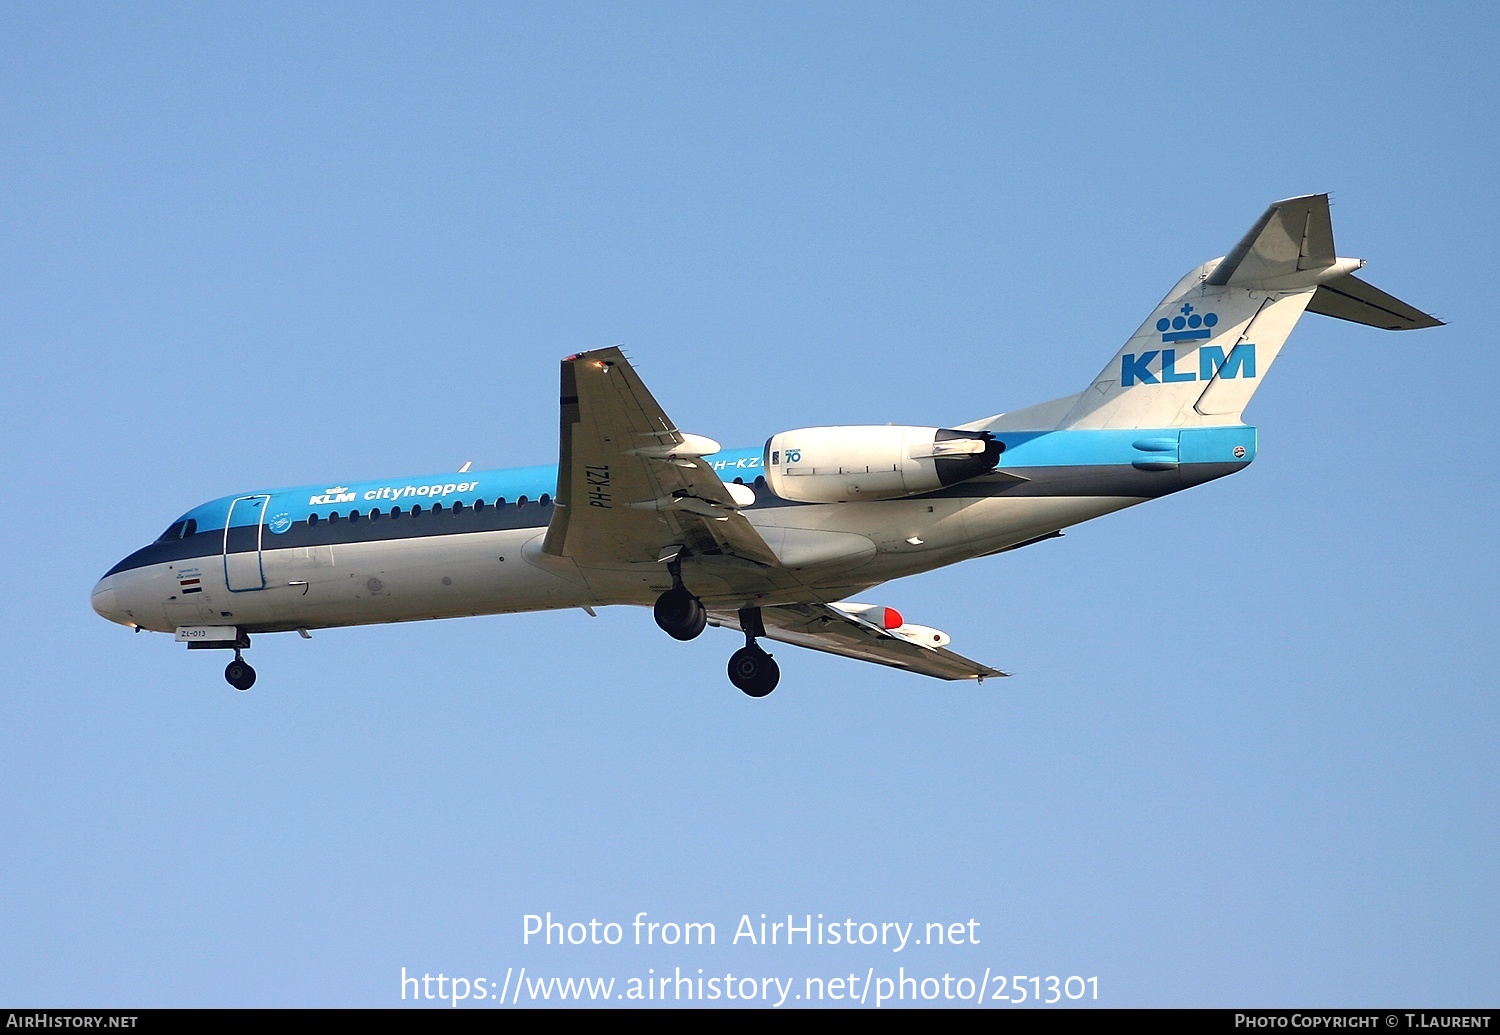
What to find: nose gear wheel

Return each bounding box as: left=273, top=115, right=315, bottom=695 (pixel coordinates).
left=224, top=651, right=256, bottom=692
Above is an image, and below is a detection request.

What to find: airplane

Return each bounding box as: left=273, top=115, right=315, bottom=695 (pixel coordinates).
left=91, top=194, right=1440, bottom=696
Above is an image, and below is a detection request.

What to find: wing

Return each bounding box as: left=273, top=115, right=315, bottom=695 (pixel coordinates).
left=542, top=347, right=783, bottom=570
left=709, top=602, right=1007, bottom=682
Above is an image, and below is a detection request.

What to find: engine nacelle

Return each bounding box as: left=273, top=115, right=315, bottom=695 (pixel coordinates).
left=762, top=426, right=1001, bottom=504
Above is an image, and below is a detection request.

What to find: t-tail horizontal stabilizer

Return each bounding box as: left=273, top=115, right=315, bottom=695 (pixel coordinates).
left=1305, top=272, right=1442, bottom=331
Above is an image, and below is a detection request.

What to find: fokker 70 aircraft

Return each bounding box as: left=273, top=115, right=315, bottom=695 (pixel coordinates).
left=93, top=195, right=1439, bottom=696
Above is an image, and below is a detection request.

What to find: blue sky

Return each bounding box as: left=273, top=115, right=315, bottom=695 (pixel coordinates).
left=2, top=1, right=1495, bottom=1008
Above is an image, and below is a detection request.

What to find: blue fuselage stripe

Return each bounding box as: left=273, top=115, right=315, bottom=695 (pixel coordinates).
left=190, top=428, right=1256, bottom=529
left=106, top=426, right=1256, bottom=577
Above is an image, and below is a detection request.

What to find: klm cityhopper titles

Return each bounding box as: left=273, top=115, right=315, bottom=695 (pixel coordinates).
left=92, top=195, right=1440, bottom=696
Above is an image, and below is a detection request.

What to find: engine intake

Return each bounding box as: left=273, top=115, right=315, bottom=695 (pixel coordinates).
left=762, top=426, right=1001, bottom=504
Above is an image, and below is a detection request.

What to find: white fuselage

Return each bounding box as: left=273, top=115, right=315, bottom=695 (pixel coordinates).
left=92, top=490, right=1137, bottom=636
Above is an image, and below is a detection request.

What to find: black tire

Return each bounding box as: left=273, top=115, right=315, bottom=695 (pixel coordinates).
left=654, top=587, right=706, bottom=641
left=682, top=603, right=707, bottom=640
left=225, top=659, right=257, bottom=692
left=728, top=646, right=779, bottom=698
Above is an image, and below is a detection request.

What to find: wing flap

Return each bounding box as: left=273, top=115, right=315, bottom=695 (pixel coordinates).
left=711, top=602, right=1006, bottom=682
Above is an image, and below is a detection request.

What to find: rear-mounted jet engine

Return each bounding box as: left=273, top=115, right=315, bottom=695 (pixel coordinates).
left=762, top=426, right=1002, bottom=504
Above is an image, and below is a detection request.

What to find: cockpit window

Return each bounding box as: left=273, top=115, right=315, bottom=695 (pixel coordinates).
left=183, top=519, right=197, bottom=537
left=157, top=521, right=188, bottom=541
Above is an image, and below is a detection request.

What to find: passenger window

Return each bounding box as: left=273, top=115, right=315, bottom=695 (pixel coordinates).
left=329, top=512, right=340, bottom=522
left=349, top=510, right=360, bottom=523
left=391, top=507, right=402, bottom=518
left=473, top=499, right=485, bottom=511
left=431, top=502, right=445, bottom=514
left=495, top=497, right=507, bottom=508
left=370, top=509, right=381, bottom=521
left=308, top=514, right=320, bottom=527
left=411, top=505, right=423, bottom=516
left=452, top=501, right=465, bottom=514
left=517, top=495, right=529, bottom=508
left=540, top=493, right=551, bottom=506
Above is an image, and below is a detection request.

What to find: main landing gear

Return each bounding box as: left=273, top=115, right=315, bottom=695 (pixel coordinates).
left=727, top=606, right=779, bottom=698
left=653, top=557, right=706, bottom=641
left=728, top=643, right=779, bottom=697
left=653, top=586, right=706, bottom=640
left=652, top=562, right=779, bottom=697
left=224, top=650, right=256, bottom=692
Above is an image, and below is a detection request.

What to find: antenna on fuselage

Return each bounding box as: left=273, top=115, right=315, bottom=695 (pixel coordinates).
left=458, top=461, right=473, bottom=473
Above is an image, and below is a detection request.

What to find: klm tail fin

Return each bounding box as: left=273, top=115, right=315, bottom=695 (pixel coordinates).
left=1060, top=194, right=1442, bottom=431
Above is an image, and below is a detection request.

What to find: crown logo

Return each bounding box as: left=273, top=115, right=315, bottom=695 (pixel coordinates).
left=1157, top=304, right=1218, bottom=343
left=324, top=486, right=349, bottom=495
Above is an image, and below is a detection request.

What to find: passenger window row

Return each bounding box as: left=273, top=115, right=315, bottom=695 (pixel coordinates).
left=306, top=494, right=552, bottom=526
left=161, top=495, right=559, bottom=536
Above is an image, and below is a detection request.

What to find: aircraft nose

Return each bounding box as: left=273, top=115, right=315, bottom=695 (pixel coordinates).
left=91, top=575, right=131, bottom=627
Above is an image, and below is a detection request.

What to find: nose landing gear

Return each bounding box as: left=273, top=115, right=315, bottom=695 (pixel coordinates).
left=224, top=651, right=256, bottom=692
left=182, top=629, right=257, bottom=691
left=727, top=606, right=779, bottom=698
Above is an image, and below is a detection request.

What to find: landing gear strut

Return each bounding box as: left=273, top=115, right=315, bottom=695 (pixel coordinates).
left=224, top=650, right=256, bottom=692
left=727, top=607, right=779, bottom=697
left=653, top=557, right=706, bottom=640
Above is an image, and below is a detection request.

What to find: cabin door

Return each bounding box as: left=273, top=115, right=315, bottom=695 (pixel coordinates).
left=223, top=495, right=271, bottom=591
